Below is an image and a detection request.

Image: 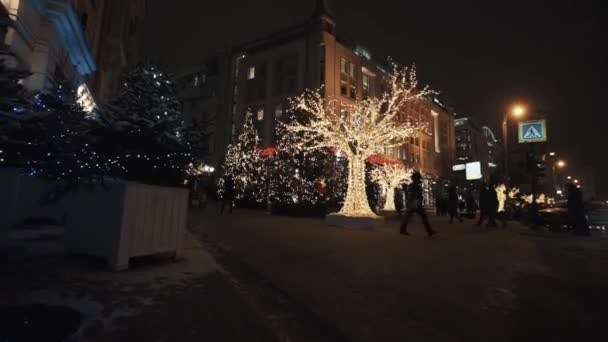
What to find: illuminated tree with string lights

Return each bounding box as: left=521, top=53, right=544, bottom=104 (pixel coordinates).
left=370, top=163, right=413, bottom=211
left=282, top=62, right=433, bottom=217
left=218, top=111, right=267, bottom=203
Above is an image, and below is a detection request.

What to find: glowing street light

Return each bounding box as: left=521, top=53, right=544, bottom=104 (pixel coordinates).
left=549, top=152, right=556, bottom=156
left=512, top=105, right=526, bottom=118
left=574, top=179, right=579, bottom=184
left=567, top=176, right=572, bottom=180
left=557, top=160, right=566, bottom=168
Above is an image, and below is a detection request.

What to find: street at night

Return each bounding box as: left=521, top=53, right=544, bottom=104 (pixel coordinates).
left=1, top=0, right=607, bottom=341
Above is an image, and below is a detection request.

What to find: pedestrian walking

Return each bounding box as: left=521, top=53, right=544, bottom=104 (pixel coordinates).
left=465, top=191, right=477, bottom=219
left=567, top=183, right=589, bottom=235
left=400, top=171, right=437, bottom=237
left=220, top=175, right=235, bottom=215
left=395, top=187, right=404, bottom=217
left=477, top=183, right=498, bottom=227
left=448, top=185, right=462, bottom=224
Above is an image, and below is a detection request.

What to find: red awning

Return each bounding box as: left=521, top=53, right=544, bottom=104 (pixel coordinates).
left=367, top=154, right=402, bottom=165
left=259, top=147, right=279, bottom=157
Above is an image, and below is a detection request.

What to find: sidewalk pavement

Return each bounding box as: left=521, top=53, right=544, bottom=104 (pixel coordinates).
left=0, top=225, right=274, bottom=342
left=192, top=207, right=608, bottom=342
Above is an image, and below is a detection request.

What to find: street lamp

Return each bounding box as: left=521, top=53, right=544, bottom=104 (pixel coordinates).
left=557, top=160, right=566, bottom=168
left=502, top=104, right=527, bottom=184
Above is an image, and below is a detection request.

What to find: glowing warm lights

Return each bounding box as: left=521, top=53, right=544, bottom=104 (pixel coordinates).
left=281, top=62, right=433, bottom=217
left=370, top=164, right=413, bottom=211
left=512, top=104, right=526, bottom=118
left=557, top=160, right=566, bottom=168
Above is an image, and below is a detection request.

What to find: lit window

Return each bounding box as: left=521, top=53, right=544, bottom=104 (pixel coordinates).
left=247, top=66, right=256, bottom=80
left=340, top=58, right=348, bottom=74
left=274, top=104, right=283, bottom=118
left=193, top=75, right=199, bottom=87
left=257, top=108, right=264, bottom=121
left=362, top=74, right=370, bottom=97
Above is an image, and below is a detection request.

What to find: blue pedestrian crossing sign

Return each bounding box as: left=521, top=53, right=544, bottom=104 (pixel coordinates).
left=518, top=120, right=547, bottom=143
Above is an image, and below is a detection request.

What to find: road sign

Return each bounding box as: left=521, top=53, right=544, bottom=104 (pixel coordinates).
left=518, top=120, right=547, bottom=143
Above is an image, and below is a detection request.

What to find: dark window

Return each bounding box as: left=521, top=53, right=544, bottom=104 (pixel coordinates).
left=274, top=58, right=284, bottom=96
left=350, top=84, right=357, bottom=100
left=340, top=80, right=348, bottom=96
left=128, top=17, right=138, bottom=36
left=80, top=12, right=88, bottom=30
left=286, top=54, right=298, bottom=93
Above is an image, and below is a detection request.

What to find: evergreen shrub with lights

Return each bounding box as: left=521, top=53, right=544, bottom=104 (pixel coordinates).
left=217, top=111, right=267, bottom=207
left=97, top=63, right=203, bottom=187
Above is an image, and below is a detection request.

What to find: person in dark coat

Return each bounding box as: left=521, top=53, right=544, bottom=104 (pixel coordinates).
left=465, top=190, right=477, bottom=218
left=448, top=185, right=462, bottom=223
left=477, top=183, right=498, bottom=227
left=400, top=172, right=437, bottom=237
left=395, top=187, right=404, bottom=217
left=567, top=183, right=589, bottom=235
left=220, top=175, right=236, bottom=215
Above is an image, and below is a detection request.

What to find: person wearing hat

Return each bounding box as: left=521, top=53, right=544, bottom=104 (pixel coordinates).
left=400, top=171, right=437, bottom=237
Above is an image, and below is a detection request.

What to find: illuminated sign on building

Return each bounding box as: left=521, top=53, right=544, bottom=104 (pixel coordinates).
left=465, top=162, right=482, bottom=180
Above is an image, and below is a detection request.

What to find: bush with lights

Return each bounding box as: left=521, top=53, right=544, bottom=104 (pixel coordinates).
left=1, top=82, right=107, bottom=189
left=217, top=111, right=267, bottom=206
left=97, top=63, right=204, bottom=187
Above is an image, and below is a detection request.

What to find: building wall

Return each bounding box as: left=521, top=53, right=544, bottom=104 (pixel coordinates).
left=1, top=0, right=145, bottom=110
left=184, top=7, right=456, bottom=180
left=2, top=0, right=96, bottom=94
left=90, top=0, right=146, bottom=103
left=455, top=117, right=490, bottom=182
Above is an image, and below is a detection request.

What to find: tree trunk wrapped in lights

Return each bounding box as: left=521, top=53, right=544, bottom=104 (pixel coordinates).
left=281, top=62, right=433, bottom=217
left=370, top=163, right=413, bottom=211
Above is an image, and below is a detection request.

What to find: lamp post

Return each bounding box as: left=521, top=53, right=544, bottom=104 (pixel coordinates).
left=502, top=104, right=526, bottom=184
left=549, top=155, right=566, bottom=196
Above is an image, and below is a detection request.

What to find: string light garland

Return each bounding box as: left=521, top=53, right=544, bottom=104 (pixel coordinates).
left=370, top=163, right=413, bottom=211
left=281, top=62, right=434, bottom=217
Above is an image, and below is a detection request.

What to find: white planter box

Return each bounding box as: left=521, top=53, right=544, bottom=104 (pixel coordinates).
left=0, top=169, right=66, bottom=231
left=64, top=180, right=188, bottom=271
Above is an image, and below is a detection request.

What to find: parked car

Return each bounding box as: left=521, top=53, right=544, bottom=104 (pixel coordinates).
left=538, top=200, right=608, bottom=231
left=586, top=201, right=608, bottom=231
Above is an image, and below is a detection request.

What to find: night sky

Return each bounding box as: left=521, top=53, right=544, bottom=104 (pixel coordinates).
left=144, top=0, right=607, bottom=194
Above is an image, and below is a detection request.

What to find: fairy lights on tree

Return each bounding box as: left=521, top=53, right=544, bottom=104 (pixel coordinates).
left=282, top=62, right=433, bottom=217
left=370, top=163, right=413, bottom=211
left=218, top=111, right=267, bottom=203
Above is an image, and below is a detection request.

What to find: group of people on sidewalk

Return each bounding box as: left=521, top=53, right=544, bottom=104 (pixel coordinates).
left=396, top=173, right=507, bottom=237
left=210, top=171, right=591, bottom=237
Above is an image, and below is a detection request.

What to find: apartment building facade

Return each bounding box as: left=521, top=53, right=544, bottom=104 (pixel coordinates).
left=1, top=0, right=145, bottom=110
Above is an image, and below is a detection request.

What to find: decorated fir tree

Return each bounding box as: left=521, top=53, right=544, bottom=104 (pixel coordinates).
left=218, top=111, right=266, bottom=203
left=1, top=82, right=106, bottom=186
left=98, top=63, right=196, bottom=186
